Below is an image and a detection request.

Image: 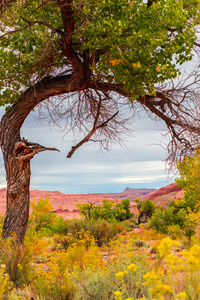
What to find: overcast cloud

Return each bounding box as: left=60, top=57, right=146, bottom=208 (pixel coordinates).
left=0, top=105, right=175, bottom=193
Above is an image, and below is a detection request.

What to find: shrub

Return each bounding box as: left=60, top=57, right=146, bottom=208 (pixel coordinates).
left=34, top=265, right=75, bottom=300
left=29, top=197, right=58, bottom=233
left=0, top=263, right=14, bottom=299
left=28, top=198, right=69, bottom=237
left=80, top=219, right=124, bottom=247
left=54, top=219, right=124, bottom=248
left=0, top=235, right=36, bottom=287
left=150, top=200, right=199, bottom=243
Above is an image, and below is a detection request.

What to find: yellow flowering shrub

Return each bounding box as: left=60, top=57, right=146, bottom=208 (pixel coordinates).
left=0, top=264, right=14, bottom=298
left=127, top=263, right=138, bottom=273
left=143, top=270, right=173, bottom=299
left=34, top=265, right=75, bottom=300
left=165, top=254, right=185, bottom=272
left=113, top=290, right=122, bottom=300
left=176, top=292, right=187, bottom=300
left=181, top=244, right=200, bottom=273
left=157, top=237, right=179, bottom=258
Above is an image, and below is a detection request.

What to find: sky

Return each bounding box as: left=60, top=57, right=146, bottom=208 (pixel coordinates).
left=0, top=106, right=175, bottom=194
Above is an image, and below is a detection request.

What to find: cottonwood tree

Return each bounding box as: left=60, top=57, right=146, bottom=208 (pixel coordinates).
left=0, top=0, right=200, bottom=244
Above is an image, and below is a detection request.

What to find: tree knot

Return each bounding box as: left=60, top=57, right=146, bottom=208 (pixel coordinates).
left=14, top=140, right=35, bottom=161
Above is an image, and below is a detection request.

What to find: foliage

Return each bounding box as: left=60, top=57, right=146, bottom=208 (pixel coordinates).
left=76, top=199, right=133, bottom=222
left=29, top=197, right=58, bottom=233
left=136, top=199, right=156, bottom=216
left=176, top=149, right=200, bottom=212
left=0, top=231, right=49, bottom=288
left=1, top=197, right=200, bottom=299
left=56, top=218, right=124, bottom=248
left=150, top=202, right=200, bottom=243
left=136, top=198, right=156, bottom=224
left=151, top=151, right=200, bottom=242
left=0, top=0, right=199, bottom=105
left=0, top=263, right=14, bottom=299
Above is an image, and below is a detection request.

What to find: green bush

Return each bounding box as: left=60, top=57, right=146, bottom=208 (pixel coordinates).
left=150, top=200, right=199, bottom=243
left=135, top=198, right=156, bottom=224
left=76, top=199, right=133, bottom=222
left=28, top=198, right=69, bottom=237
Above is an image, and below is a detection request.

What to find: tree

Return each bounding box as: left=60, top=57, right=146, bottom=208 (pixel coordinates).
left=0, top=0, right=200, bottom=244
left=176, top=149, right=200, bottom=212
left=76, top=199, right=133, bottom=221
left=135, top=198, right=156, bottom=224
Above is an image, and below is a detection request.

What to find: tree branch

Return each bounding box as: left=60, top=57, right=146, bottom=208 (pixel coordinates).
left=67, top=108, right=119, bottom=158
left=14, top=138, right=59, bottom=161
left=56, top=0, right=83, bottom=70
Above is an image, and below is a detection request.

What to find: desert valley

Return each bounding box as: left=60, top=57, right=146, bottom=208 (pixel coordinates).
left=0, top=183, right=184, bottom=219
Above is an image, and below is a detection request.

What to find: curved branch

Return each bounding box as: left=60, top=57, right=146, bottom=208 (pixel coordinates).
left=0, top=73, right=85, bottom=142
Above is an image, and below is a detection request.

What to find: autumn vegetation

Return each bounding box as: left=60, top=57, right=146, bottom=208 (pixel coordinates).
left=0, top=151, right=199, bottom=299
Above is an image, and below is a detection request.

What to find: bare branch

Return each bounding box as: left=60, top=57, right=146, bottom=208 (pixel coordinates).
left=66, top=91, right=120, bottom=158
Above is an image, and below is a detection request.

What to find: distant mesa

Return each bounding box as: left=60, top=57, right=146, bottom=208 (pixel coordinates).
left=98, top=188, right=157, bottom=202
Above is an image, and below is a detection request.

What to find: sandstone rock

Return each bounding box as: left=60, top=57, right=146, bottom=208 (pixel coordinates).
left=141, top=183, right=182, bottom=201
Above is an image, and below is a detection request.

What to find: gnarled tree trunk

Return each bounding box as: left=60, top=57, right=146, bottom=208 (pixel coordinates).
left=0, top=74, right=84, bottom=244
left=1, top=133, right=31, bottom=245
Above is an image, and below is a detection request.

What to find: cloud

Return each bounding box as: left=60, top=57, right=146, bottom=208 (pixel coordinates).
left=0, top=106, right=175, bottom=193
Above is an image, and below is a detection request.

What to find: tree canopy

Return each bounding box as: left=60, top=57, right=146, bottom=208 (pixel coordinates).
left=0, top=0, right=200, bottom=161
left=0, top=0, right=198, bottom=103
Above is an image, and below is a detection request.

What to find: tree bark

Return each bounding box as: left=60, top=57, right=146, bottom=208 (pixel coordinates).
left=2, top=136, right=31, bottom=244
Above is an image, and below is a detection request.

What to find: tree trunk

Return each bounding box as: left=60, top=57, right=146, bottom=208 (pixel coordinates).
left=1, top=122, right=31, bottom=244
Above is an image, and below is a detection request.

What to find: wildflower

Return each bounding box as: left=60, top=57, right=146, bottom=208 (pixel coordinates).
left=176, top=292, right=187, bottom=300
left=127, top=263, right=137, bottom=273
left=181, top=245, right=200, bottom=272
left=113, top=290, right=122, bottom=300
left=136, top=281, right=140, bottom=286
left=143, top=270, right=161, bottom=286
left=1, top=264, right=6, bottom=269
left=17, top=264, right=23, bottom=270
left=156, top=67, right=160, bottom=72
left=149, top=282, right=173, bottom=298
left=115, top=271, right=125, bottom=280
left=157, top=237, right=179, bottom=258
left=165, top=254, right=184, bottom=272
